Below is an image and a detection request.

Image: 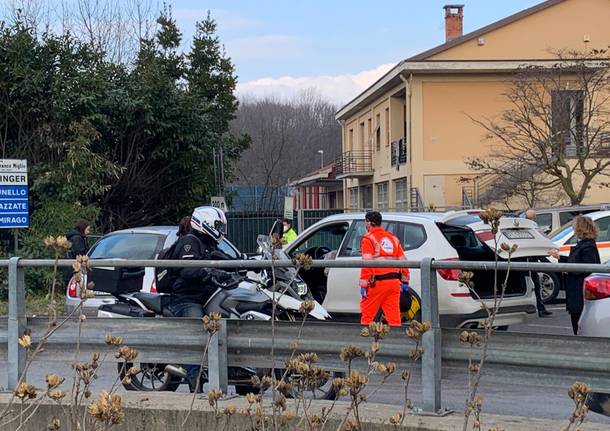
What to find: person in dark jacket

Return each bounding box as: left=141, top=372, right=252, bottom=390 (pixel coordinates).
left=170, top=207, right=232, bottom=317
left=549, top=215, right=601, bottom=335
left=170, top=206, right=232, bottom=392
left=66, top=219, right=90, bottom=258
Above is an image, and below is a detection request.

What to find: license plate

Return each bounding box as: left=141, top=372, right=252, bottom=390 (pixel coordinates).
left=503, top=230, right=534, bottom=239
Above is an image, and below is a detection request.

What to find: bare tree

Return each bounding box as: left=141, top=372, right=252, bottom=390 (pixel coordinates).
left=467, top=50, right=610, bottom=206
left=231, top=90, right=341, bottom=210
left=1, top=0, right=158, bottom=64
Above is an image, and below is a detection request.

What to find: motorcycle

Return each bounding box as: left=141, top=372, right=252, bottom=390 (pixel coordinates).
left=96, top=257, right=338, bottom=397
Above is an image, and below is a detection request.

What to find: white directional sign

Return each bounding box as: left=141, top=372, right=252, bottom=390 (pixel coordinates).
left=0, top=159, right=28, bottom=228
left=211, top=196, right=227, bottom=211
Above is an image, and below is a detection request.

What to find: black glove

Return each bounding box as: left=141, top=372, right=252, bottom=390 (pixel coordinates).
left=209, top=269, right=232, bottom=283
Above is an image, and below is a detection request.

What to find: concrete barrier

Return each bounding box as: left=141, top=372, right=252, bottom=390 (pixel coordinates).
left=0, top=392, right=607, bottom=431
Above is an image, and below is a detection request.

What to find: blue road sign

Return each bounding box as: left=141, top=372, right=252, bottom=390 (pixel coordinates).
left=0, top=160, right=29, bottom=228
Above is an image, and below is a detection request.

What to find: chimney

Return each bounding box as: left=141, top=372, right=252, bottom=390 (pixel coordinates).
left=444, top=4, right=464, bottom=42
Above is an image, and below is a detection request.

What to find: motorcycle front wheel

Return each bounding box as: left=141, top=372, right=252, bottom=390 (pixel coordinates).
left=118, top=362, right=181, bottom=392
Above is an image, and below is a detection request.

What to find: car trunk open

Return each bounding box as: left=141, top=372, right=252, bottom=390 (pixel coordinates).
left=437, top=223, right=528, bottom=299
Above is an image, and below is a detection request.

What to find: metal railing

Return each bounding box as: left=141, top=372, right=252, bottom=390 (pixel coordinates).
left=334, top=150, right=373, bottom=177
left=2, top=257, right=610, bottom=414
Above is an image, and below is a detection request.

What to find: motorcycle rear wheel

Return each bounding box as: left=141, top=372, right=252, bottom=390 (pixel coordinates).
left=118, top=362, right=181, bottom=392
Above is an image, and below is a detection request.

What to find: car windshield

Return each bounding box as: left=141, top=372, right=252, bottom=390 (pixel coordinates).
left=89, top=233, right=165, bottom=259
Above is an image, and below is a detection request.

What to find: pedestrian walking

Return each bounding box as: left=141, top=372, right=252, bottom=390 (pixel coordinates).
left=359, top=211, right=410, bottom=327
left=524, top=208, right=552, bottom=317
left=549, top=215, right=601, bottom=335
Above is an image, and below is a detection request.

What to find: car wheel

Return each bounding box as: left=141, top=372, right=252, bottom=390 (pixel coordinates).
left=539, top=271, right=560, bottom=304
left=118, top=362, right=181, bottom=392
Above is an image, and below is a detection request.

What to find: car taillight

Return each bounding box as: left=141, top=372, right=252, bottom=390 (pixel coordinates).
left=67, top=276, right=78, bottom=298
left=150, top=278, right=158, bottom=294
left=584, top=276, right=610, bottom=300
left=438, top=258, right=461, bottom=281
left=475, top=231, right=495, bottom=242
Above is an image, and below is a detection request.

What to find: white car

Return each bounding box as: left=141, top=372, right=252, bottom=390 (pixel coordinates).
left=283, top=211, right=556, bottom=328
left=65, top=226, right=244, bottom=314
left=550, top=210, right=610, bottom=263
left=579, top=263, right=610, bottom=336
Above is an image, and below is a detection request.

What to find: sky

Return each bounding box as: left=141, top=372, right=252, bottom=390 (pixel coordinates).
left=4, top=0, right=546, bottom=105
left=170, top=0, right=545, bottom=104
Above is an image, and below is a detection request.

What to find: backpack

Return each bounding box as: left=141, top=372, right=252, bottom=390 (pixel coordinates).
left=154, top=240, right=181, bottom=294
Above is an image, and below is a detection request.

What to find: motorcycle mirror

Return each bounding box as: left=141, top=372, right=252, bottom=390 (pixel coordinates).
left=587, top=391, right=610, bottom=417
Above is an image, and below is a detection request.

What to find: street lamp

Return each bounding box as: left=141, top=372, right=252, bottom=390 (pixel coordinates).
left=317, top=150, right=324, bottom=168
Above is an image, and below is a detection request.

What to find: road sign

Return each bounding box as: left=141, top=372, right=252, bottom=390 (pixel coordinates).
left=283, top=196, right=294, bottom=219
left=211, top=196, right=227, bottom=211
left=0, top=159, right=29, bottom=228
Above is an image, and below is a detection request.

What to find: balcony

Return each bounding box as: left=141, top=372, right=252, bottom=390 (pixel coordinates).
left=335, top=150, right=373, bottom=179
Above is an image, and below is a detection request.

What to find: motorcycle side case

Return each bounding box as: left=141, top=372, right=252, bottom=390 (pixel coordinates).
left=98, top=302, right=155, bottom=318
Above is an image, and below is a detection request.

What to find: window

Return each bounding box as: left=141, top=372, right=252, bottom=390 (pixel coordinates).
left=385, top=108, right=390, bottom=146
left=359, top=122, right=365, bottom=149
left=289, top=222, right=349, bottom=258
left=348, top=129, right=354, bottom=152
left=536, top=213, right=553, bottom=232
left=391, top=139, right=407, bottom=166
left=397, top=222, right=427, bottom=251
left=339, top=220, right=397, bottom=257
left=375, top=114, right=381, bottom=151
left=367, top=118, right=372, bottom=151
left=596, top=217, right=610, bottom=242
left=348, top=187, right=358, bottom=209
left=376, top=182, right=389, bottom=211
left=394, top=178, right=408, bottom=210
left=89, top=233, right=164, bottom=260
left=552, top=90, right=584, bottom=157
left=361, top=185, right=373, bottom=209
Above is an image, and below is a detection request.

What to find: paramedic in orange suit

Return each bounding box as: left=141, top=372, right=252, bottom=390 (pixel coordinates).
left=359, top=211, right=410, bottom=326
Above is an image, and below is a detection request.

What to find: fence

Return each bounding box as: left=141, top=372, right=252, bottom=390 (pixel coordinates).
left=2, top=257, right=610, bottom=414
left=226, top=208, right=344, bottom=254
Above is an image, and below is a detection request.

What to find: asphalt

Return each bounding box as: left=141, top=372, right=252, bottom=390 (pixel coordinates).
left=2, top=295, right=609, bottom=426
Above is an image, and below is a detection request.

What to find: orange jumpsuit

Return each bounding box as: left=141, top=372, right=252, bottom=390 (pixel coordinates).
left=359, top=226, right=410, bottom=326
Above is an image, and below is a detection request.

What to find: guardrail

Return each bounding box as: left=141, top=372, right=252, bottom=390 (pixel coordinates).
left=2, top=257, right=610, bottom=415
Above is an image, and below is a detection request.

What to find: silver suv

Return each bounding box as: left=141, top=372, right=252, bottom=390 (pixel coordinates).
left=520, top=204, right=610, bottom=235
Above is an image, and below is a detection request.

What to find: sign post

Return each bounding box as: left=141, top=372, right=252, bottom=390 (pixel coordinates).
left=0, top=160, right=29, bottom=252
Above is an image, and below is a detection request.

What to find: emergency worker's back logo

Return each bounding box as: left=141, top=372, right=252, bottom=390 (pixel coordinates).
left=380, top=237, right=394, bottom=254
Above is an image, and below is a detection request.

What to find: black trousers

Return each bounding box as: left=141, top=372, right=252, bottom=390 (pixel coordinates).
left=530, top=271, right=546, bottom=312
left=570, top=312, right=581, bottom=335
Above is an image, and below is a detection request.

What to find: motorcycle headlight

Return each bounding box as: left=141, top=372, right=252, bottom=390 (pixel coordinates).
left=296, top=282, right=308, bottom=296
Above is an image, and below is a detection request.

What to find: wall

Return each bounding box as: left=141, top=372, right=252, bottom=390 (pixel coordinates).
left=428, top=0, right=610, bottom=61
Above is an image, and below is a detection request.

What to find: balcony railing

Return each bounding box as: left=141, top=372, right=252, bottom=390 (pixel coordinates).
left=335, top=150, right=373, bottom=178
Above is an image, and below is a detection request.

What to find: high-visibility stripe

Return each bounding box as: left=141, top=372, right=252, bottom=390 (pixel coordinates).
left=559, top=241, right=610, bottom=252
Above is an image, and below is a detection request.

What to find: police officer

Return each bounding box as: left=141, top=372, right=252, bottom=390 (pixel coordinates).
left=359, top=211, right=410, bottom=327
left=170, top=206, right=233, bottom=318
left=170, top=206, right=233, bottom=392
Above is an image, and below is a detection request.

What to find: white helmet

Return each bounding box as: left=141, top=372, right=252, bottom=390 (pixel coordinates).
left=190, top=206, right=227, bottom=242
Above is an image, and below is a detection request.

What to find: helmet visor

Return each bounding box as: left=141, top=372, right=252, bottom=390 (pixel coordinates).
left=214, top=220, right=226, bottom=235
